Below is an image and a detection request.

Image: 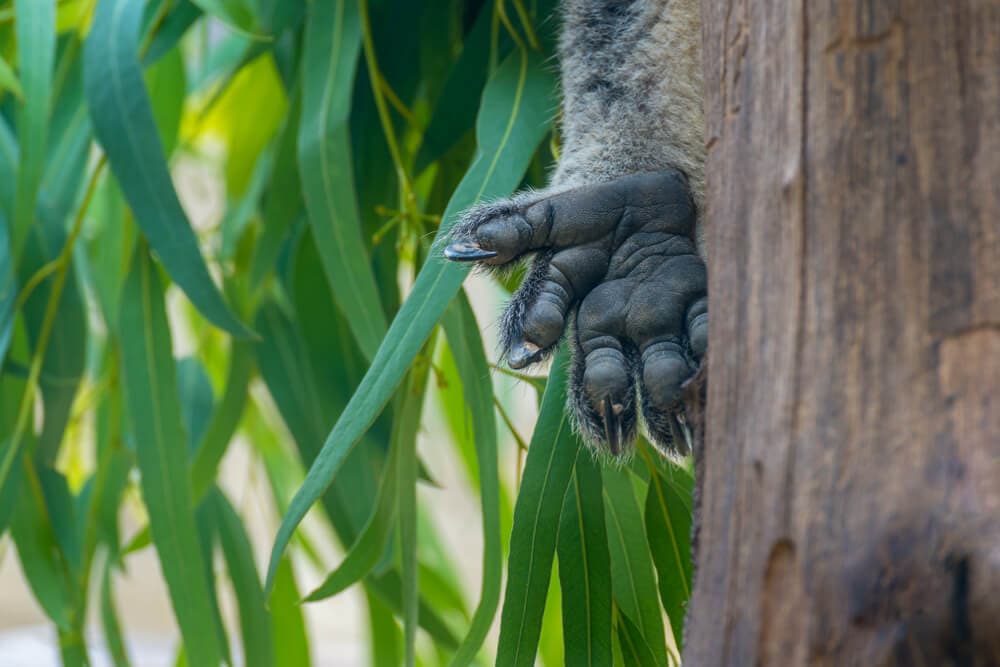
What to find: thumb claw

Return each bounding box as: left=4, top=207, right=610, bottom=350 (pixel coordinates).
left=444, top=240, right=498, bottom=261
left=507, top=341, right=542, bottom=369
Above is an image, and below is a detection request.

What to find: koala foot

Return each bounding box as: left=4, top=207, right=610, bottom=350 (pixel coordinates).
left=445, top=171, right=707, bottom=457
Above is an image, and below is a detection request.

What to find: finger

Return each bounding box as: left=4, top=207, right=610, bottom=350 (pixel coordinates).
left=624, top=258, right=705, bottom=453
left=687, top=295, right=708, bottom=360
left=501, top=247, right=611, bottom=368
left=445, top=170, right=694, bottom=267
left=571, top=281, right=638, bottom=455
left=445, top=193, right=551, bottom=266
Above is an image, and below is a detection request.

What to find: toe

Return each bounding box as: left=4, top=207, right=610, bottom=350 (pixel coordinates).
left=571, top=280, right=639, bottom=454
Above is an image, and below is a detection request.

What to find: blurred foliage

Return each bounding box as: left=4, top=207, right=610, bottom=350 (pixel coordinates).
left=0, top=0, right=694, bottom=665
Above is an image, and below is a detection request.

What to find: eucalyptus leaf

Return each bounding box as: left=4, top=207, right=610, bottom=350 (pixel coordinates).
left=118, top=248, right=225, bottom=666
left=298, top=0, right=386, bottom=360
left=495, top=350, right=582, bottom=667
left=12, top=0, right=55, bottom=260
left=84, top=0, right=252, bottom=338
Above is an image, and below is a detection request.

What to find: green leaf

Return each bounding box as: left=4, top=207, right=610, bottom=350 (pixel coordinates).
left=269, top=557, right=310, bottom=667
left=644, top=463, right=693, bottom=649
left=367, top=592, right=402, bottom=667
left=496, top=350, right=582, bottom=667
left=101, top=560, right=133, bottom=667
left=0, top=117, right=17, bottom=221
left=266, top=47, right=556, bottom=593
left=10, top=461, right=73, bottom=630
left=144, top=46, right=187, bottom=158
left=190, top=0, right=257, bottom=34
left=368, top=571, right=461, bottom=650
left=177, top=357, right=215, bottom=454
left=143, top=0, right=202, bottom=66
left=440, top=292, right=502, bottom=667
left=0, top=221, right=14, bottom=364
left=19, top=49, right=91, bottom=464
left=250, top=91, right=303, bottom=288
left=616, top=607, right=661, bottom=667
left=603, top=467, right=668, bottom=665
left=190, top=341, right=255, bottom=502
left=12, top=0, right=56, bottom=260
left=84, top=0, right=252, bottom=338
left=36, top=466, right=82, bottom=575
left=298, top=0, right=386, bottom=361
left=414, top=3, right=498, bottom=173
left=213, top=489, right=276, bottom=667
left=398, top=368, right=425, bottom=667
left=558, top=456, right=613, bottom=667
left=117, top=247, right=224, bottom=666
left=304, top=432, right=400, bottom=602
left=0, top=55, right=24, bottom=101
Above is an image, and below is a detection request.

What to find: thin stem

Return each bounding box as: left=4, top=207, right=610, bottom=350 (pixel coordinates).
left=510, top=0, right=541, bottom=50
left=358, top=0, right=416, bottom=220
left=379, top=78, right=417, bottom=127
left=0, top=156, right=107, bottom=494
left=494, top=397, right=528, bottom=452
left=495, top=0, right=527, bottom=52
left=15, top=258, right=61, bottom=311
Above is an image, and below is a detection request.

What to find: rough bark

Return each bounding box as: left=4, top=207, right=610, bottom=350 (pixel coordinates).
left=685, top=1, right=1000, bottom=664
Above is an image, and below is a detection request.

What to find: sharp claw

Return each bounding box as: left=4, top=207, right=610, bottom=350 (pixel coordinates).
left=507, top=341, right=542, bottom=369
left=603, top=398, right=624, bottom=456
left=444, top=241, right=498, bottom=262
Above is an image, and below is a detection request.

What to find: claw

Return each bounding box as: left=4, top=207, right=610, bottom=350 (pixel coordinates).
left=444, top=240, right=498, bottom=262
left=507, top=341, right=542, bottom=369
left=602, top=398, right=625, bottom=456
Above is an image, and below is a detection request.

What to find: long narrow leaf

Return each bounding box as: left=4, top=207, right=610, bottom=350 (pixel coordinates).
left=603, top=468, right=668, bottom=665
left=496, top=350, right=582, bottom=667
left=269, top=557, right=311, bottom=667
left=0, top=221, right=14, bottom=363
left=213, top=489, right=276, bottom=667
left=644, top=465, right=693, bottom=649
left=616, top=607, right=661, bottom=667
left=304, top=437, right=399, bottom=602
left=266, top=47, right=556, bottom=593
left=10, top=461, right=73, bottom=630
left=398, top=367, right=426, bottom=667
left=84, top=0, right=251, bottom=338
left=12, top=0, right=56, bottom=259
left=298, top=0, right=386, bottom=360
left=190, top=341, right=255, bottom=501
left=558, top=455, right=613, bottom=666
left=440, top=292, right=502, bottom=666
left=118, top=247, right=224, bottom=666
left=100, top=559, right=133, bottom=667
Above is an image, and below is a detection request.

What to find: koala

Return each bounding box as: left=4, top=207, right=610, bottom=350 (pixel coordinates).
left=446, top=0, right=706, bottom=457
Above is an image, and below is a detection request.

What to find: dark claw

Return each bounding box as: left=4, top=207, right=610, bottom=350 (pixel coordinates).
left=444, top=241, right=498, bottom=262
left=507, top=341, right=542, bottom=369
left=602, top=398, right=624, bottom=456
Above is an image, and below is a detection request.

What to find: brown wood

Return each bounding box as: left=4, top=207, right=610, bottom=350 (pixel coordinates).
left=686, top=1, right=1000, bottom=664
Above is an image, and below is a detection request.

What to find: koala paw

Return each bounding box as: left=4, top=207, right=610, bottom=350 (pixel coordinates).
left=445, top=171, right=707, bottom=457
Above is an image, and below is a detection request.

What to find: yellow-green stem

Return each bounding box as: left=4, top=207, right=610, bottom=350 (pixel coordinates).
left=0, top=156, right=107, bottom=494
left=358, top=0, right=417, bottom=222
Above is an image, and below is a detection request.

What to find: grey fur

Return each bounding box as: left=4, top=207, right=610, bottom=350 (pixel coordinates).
left=555, top=0, right=705, bottom=213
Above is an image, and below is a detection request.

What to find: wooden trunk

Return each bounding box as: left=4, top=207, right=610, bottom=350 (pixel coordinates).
left=686, top=1, right=1000, bottom=664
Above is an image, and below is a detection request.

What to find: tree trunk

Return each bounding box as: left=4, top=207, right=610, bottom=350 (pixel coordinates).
left=685, top=1, right=1000, bottom=664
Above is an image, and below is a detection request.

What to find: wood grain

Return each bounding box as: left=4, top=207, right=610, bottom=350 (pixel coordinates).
left=687, top=1, right=1000, bottom=663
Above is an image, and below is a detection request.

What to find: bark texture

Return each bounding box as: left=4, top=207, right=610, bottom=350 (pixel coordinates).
left=686, top=1, right=1000, bottom=664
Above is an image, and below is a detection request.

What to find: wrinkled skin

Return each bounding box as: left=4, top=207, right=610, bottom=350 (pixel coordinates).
left=445, top=170, right=707, bottom=456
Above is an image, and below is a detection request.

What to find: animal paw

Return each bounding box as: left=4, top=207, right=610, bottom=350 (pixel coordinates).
left=445, top=171, right=707, bottom=456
